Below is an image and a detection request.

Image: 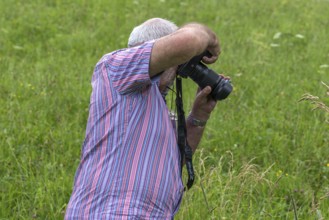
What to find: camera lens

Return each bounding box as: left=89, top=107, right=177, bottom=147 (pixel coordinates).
left=177, top=51, right=233, bottom=100
left=212, top=78, right=233, bottom=100
left=184, top=63, right=232, bottom=100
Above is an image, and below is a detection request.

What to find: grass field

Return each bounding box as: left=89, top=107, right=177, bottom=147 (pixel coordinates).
left=1, top=0, right=328, bottom=219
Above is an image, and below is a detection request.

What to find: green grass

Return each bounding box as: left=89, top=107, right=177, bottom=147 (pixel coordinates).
left=1, top=0, right=328, bottom=219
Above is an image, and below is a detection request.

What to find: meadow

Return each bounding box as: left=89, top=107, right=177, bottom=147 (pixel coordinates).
left=0, top=0, right=328, bottom=219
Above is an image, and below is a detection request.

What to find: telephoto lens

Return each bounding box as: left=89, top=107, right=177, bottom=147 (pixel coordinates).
left=177, top=51, right=233, bottom=100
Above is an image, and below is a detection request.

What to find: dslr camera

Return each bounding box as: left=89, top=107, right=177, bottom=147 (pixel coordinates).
left=177, top=51, right=233, bottom=100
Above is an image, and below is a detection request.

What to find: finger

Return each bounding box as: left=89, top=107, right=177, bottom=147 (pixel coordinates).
left=220, top=74, right=230, bottom=80
left=197, top=86, right=212, bottom=99
left=202, top=48, right=220, bottom=64
left=202, top=55, right=218, bottom=64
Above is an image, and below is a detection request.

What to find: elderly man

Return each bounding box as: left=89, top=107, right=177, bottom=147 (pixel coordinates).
left=65, top=18, right=220, bottom=219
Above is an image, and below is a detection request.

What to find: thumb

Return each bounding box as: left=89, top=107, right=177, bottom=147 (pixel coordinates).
left=198, top=86, right=212, bottom=98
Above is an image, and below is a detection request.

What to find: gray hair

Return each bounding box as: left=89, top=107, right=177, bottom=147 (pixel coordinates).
left=128, top=18, right=178, bottom=47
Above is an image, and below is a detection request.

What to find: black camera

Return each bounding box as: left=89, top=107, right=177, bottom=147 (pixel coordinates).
left=177, top=51, right=233, bottom=100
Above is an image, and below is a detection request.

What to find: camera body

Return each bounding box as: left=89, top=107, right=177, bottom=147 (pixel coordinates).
left=177, top=51, right=233, bottom=100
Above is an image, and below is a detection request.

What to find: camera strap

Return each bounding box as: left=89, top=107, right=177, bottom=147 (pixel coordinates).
left=176, top=76, right=194, bottom=190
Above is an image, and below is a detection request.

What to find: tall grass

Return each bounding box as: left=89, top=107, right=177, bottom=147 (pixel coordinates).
left=300, top=82, right=329, bottom=117
left=1, top=0, right=328, bottom=219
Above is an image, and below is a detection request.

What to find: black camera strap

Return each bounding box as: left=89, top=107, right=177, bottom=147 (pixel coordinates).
left=176, top=76, right=194, bottom=190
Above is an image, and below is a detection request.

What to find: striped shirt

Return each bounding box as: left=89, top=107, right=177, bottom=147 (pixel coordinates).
left=65, top=41, right=184, bottom=219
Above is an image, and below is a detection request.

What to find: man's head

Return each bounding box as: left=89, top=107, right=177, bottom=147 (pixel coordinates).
left=128, top=18, right=178, bottom=94
left=128, top=18, right=178, bottom=48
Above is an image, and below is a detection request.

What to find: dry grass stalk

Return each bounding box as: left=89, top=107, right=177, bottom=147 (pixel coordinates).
left=299, top=81, right=329, bottom=123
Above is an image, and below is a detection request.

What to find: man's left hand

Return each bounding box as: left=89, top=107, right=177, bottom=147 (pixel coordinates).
left=190, top=86, right=217, bottom=122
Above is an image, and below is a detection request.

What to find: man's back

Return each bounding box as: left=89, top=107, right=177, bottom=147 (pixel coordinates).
left=65, top=41, right=183, bottom=219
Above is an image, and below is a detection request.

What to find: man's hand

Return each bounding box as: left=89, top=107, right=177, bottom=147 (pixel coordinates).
left=201, top=36, right=221, bottom=65
left=190, top=86, right=217, bottom=122
left=186, top=86, right=217, bottom=153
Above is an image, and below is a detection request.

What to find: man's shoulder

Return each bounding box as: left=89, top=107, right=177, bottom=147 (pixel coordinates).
left=97, top=48, right=125, bottom=64
left=97, top=41, right=156, bottom=66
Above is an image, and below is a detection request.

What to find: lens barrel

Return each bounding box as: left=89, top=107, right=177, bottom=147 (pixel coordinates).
left=188, top=63, right=232, bottom=100
left=177, top=60, right=232, bottom=100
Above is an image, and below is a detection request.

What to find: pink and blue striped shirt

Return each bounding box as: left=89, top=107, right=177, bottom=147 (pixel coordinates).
left=65, top=41, right=184, bottom=219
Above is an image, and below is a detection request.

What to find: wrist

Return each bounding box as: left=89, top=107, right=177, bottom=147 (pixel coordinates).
left=187, top=113, right=207, bottom=127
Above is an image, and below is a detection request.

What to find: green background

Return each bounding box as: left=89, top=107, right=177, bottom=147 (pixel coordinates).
left=1, top=0, right=328, bottom=219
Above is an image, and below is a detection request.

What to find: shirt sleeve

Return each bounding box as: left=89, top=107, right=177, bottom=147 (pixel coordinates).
left=105, top=41, right=155, bottom=95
